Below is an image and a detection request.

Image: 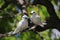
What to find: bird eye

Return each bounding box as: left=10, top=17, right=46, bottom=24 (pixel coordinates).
left=33, top=12, right=35, bottom=13
left=25, top=18, right=28, bottom=19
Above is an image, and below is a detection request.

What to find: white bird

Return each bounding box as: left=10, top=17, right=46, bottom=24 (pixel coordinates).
left=12, top=15, right=29, bottom=34
left=7, top=15, right=29, bottom=40
left=30, top=11, right=47, bottom=27
left=7, top=15, right=29, bottom=37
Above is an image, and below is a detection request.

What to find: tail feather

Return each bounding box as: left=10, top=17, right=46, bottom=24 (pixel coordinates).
left=40, top=24, right=44, bottom=27
left=40, top=23, right=47, bottom=27
left=42, top=23, right=47, bottom=25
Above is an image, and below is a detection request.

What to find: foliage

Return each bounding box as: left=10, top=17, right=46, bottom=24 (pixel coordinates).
left=0, top=0, right=60, bottom=40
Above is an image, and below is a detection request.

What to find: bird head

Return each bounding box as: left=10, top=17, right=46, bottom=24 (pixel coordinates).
left=22, top=15, right=28, bottom=19
left=30, top=11, right=36, bottom=15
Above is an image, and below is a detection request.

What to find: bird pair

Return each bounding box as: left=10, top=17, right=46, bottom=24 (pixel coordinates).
left=8, top=11, right=47, bottom=36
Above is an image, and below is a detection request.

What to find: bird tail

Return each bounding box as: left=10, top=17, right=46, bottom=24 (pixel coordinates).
left=40, top=23, right=47, bottom=27
left=42, top=23, right=47, bottom=25
left=40, top=24, right=44, bottom=27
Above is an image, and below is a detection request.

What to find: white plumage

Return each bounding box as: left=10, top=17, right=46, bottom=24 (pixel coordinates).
left=13, top=15, right=28, bottom=34
left=30, top=11, right=46, bottom=27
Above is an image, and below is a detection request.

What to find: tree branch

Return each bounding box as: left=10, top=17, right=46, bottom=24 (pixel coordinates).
left=0, top=0, right=60, bottom=33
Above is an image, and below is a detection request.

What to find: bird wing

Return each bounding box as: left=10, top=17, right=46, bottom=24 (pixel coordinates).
left=21, top=20, right=28, bottom=30
left=36, top=15, right=42, bottom=24
left=13, top=19, right=28, bottom=34
left=13, top=20, right=24, bottom=34
left=30, top=15, right=42, bottom=25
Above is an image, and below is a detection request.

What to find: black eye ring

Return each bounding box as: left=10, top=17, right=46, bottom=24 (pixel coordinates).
left=25, top=18, right=28, bottom=19
left=33, top=12, right=35, bottom=13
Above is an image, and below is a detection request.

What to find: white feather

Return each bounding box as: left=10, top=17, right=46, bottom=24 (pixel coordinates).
left=13, top=15, right=28, bottom=34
